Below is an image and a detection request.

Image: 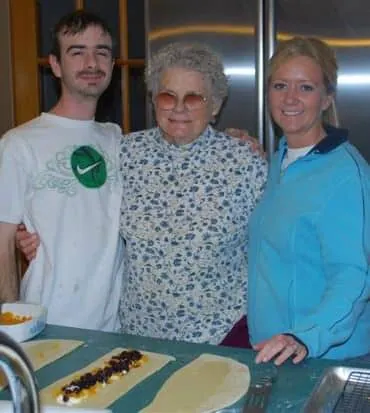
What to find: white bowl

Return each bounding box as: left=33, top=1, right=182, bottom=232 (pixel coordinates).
left=0, top=302, right=47, bottom=342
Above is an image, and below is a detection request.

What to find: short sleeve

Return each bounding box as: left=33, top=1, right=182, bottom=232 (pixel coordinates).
left=0, top=135, right=29, bottom=223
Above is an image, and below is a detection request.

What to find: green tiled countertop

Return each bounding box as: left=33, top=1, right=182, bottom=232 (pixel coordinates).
left=1, top=325, right=369, bottom=412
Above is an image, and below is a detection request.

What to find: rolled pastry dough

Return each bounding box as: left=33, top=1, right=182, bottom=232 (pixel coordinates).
left=140, top=353, right=250, bottom=413
left=40, top=348, right=175, bottom=409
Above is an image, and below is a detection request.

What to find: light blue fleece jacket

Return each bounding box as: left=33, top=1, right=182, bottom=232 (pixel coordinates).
left=248, top=126, right=369, bottom=359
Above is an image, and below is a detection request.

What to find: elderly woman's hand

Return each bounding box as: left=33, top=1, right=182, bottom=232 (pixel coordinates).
left=15, top=224, right=40, bottom=261
left=224, top=128, right=265, bottom=158
left=253, top=334, right=308, bottom=366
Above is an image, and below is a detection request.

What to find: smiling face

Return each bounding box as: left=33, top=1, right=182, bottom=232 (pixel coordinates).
left=268, top=55, right=333, bottom=148
left=49, top=25, right=114, bottom=102
left=154, top=67, right=221, bottom=145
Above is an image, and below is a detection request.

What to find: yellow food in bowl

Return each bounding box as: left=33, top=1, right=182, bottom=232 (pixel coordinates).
left=0, top=311, right=32, bottom=325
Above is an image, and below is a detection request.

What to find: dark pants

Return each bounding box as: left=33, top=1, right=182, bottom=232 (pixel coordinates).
left=220, top=315, right=252, bottom=349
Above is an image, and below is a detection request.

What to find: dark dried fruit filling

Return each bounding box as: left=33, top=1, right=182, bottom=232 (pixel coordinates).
left=59, top=349, right=144, bottom=403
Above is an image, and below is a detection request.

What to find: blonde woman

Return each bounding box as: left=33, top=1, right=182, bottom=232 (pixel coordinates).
left=248, top=37, right=369, bottom=365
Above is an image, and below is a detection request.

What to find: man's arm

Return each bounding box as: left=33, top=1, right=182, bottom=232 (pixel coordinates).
left=0, top=222, right=20, bottom=302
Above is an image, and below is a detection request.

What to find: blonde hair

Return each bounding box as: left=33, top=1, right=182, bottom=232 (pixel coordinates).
left=268, top=37, right=339, bottom=126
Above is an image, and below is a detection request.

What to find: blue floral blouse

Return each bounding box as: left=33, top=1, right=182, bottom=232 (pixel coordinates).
left=118, top=126, right=268, bottom=344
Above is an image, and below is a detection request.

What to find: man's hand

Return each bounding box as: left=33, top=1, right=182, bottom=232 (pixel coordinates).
left=253, top=334, right=308, bottom=366
left=224, top=128, right=265, bottom=157
left=15, top=224, right=40, bottom=261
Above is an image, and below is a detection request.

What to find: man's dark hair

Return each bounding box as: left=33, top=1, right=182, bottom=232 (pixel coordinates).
left=50, top=10, right=115, bottom=60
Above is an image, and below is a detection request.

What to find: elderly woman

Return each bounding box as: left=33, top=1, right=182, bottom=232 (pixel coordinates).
left=118, top=42, right=267, bottom=344
left=248, top=37, right=369, bottom=365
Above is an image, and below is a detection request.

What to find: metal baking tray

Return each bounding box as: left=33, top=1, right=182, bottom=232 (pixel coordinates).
left=303, top=366, right=370, bottom=412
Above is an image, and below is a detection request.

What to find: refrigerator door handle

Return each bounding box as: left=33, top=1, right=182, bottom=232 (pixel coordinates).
left=265, top=0, right=276, bottom=160
left=256, top=0, right=276, bottom=160
left=256, top=0, right=265, bottom=149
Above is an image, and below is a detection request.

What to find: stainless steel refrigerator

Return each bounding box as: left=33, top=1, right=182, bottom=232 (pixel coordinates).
left=145, top=0, right=370, bottom=162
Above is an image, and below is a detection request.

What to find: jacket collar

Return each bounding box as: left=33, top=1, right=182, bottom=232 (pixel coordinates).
left=278, top=124, right=348, bottom=155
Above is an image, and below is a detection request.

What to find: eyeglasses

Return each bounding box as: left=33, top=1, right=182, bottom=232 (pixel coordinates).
left=154, top=91, right=208, bottom=111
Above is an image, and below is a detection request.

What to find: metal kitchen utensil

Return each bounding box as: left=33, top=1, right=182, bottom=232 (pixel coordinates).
left=304, top=366, right=370, bottom=413
left=334, top=369, right=370, bottom=412
left=242, top=375, right=274, bottom=413
left=0, top=330, right=40, bottom=412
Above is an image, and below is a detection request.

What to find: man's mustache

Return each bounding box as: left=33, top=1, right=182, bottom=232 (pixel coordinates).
left=77, top=70, right=106, bottom=77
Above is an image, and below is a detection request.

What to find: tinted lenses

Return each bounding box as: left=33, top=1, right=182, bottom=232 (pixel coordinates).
left=155, top=92, right=207, bottom=111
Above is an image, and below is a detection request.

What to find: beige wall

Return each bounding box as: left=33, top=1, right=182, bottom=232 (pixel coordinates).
left=0, top=0, right=13, bottom=136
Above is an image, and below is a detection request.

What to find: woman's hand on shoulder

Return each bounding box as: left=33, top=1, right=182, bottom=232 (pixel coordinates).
left=253, top=334, right=308, bottom=366
left=224, top=128, right=266, bottom=158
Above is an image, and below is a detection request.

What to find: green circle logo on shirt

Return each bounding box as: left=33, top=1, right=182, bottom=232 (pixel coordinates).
left=71, top=146, right=107, bottom=188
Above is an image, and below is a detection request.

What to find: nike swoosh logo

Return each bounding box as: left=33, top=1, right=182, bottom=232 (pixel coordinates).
left=76, top=161, right=102, bottom=175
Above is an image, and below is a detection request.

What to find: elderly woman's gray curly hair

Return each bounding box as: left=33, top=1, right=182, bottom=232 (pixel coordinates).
left=146, top=42, right=228, bottom=107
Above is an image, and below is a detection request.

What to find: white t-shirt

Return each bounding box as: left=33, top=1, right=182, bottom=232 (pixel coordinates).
left=0, top=113, right=124, bottom=331
left=281, top=144, right=315, bottom=170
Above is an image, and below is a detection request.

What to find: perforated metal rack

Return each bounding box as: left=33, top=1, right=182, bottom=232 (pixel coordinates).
left=334, top=370, right=370, bottom=412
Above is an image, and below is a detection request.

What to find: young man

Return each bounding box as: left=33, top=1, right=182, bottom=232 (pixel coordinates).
left=0, top=11, right=124, bottom=331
